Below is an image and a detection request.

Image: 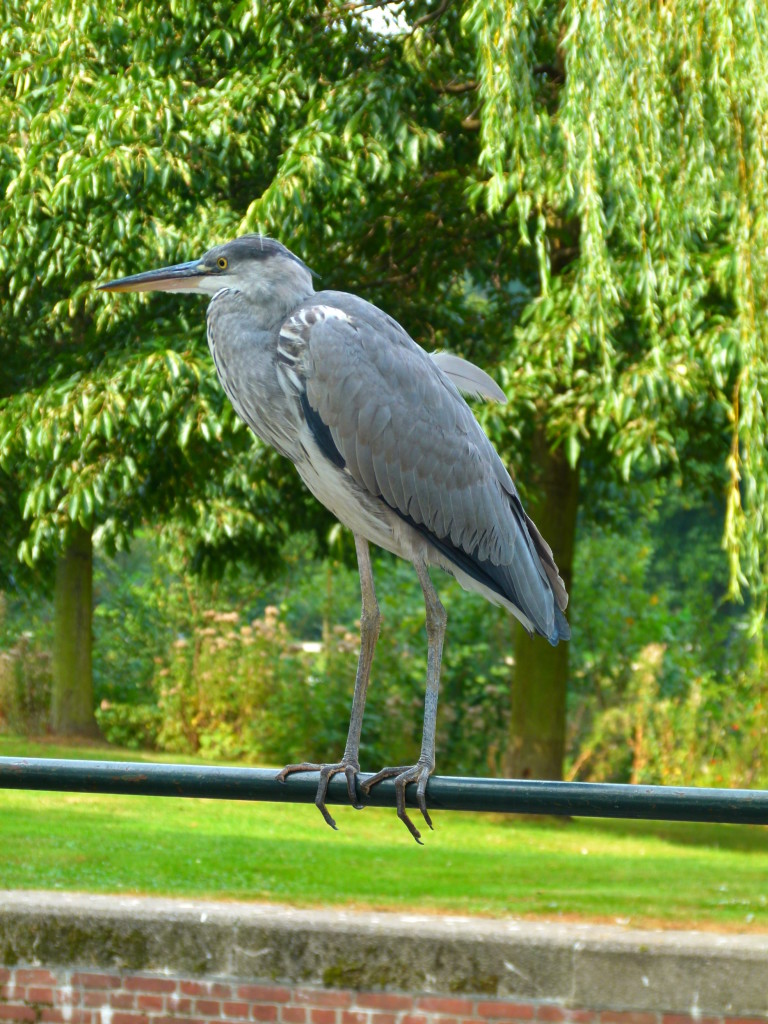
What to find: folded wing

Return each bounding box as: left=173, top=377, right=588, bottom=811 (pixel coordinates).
left=278, top=296, right=569, bottom=643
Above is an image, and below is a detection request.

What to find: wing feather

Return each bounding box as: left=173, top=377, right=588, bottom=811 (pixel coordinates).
left=358, top=400, right=391, bottom=445
left=381, top=446, right=407, bottom=511
left=430, top=351, right=507, bottom=403
left=280, top=292, right=568, bottom=642
left=355, top=435, right=379, bottom=495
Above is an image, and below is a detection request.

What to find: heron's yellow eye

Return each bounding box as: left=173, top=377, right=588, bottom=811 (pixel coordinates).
left=217, top=257, right=228, bottom=270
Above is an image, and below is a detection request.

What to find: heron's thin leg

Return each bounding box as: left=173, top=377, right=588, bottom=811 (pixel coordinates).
left=341, top=534, right=380, bottom=769
left=362, top=558, right=446, bottom=843
left=276, top=533, right=380, bottom=830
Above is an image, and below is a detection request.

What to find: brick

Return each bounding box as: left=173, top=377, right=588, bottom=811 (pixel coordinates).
left=154, top=1015, right=207, bottom=1024
left=112, top=1013, right=151, bottom=1024
left=125, top=978, right=177, bottom=995
left=724, top=1019, right=768, bottom=1024
left=239, top=987, right=292, bottom=1004
left=282, top=1010, right=307, bottom=1024
left=564, top=1015, right=596, bottom=1024
left=356, top=996, right=413, bottom=1013
left=600, top=1014, right=657, bottom=1024
left=166, top=999, right=194, bottom=1014
left=109, top=995, right=134, bottom=1010
left=72, top=974, right=120, bottom=990
left=182, top=978, right=233, bottom=995
left=196, top=1001, right=222, bottom=1017
left=341, top=1013, right=369, bottom=1024
left=39, top=1012, right=66, bottom=1023
left=311, top=1011, right=337, bottom=1024
left=662, top=1018, right=709, bottom=1024
left=370, top=1015, right=397, bottom=1024
left=418, top=998, right=476, bottom=1016
left=0, top=970, right=11, bottom=984
left=400, top=1017, right=427, bottom=1024
left=84, top=993, right=112, bottom=1008
left=253, top=1008, right=279, bottom=1023
left=224, top=1003, right=252, bottom=1019
left=181, top=981, right=233, bottom=998
left=211, top=984, right=235, bottom=998
left=297, top=993, right=353, bottom=1010
left=0, top=1010, right=37, bottom=1022
left=476, top=1004, right=536, bottom=1021
left=155, top=1019, right=206, bottom=1024
left=180, top=982, right=209, bottom=997
left=137, top=995, right=165, bottom=1012
left=15, top=970, right=58, bottom=987
left=27, top=987, right=55, bottom=1005
left=538, top=1010, right=567, bottom=1023
left=154, top=1019, right=206, bottom=1024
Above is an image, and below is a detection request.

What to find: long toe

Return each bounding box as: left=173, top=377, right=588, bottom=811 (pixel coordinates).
left=344, top=763, right=363, bottom=809
left=315, top=767, right=338, bottom=830
left=276, top=759, right=361, bottom=831
left=393, top=765, right=429, bottom=843
left=363, top=761, right=434, bottom=842
left=360, top=764, right=411, bottom=796
left=416, top=774, right=434, bottom=831
left=275, top=761, right=323, bottom=784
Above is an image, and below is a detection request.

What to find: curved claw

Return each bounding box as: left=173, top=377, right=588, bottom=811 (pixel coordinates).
left=362, top=761, right=435, bottom=843
left=276, top=759, right=362, bottom=831
left=344, top=763, right=362, bottom=809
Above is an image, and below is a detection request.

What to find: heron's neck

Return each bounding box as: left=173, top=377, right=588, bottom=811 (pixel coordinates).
left=233, top=260, right=316, bottom=329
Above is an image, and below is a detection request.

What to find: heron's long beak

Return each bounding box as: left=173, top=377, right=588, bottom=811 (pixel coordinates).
left=97, top=259, right=208, bottom=293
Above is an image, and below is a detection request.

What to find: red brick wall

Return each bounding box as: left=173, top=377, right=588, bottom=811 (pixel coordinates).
left=0, top=968, right=763, bottom=1024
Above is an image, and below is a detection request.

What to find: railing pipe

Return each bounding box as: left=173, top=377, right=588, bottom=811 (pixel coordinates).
left=1, top=757, right=767, bottom=825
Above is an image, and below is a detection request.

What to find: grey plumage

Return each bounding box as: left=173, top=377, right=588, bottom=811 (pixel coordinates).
left=98, top=233, right=570, bottom=843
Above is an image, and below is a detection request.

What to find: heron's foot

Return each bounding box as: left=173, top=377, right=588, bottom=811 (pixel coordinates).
left=275, top=758, right=362, bottom=831
left=361, top=759, right=434, bottom=844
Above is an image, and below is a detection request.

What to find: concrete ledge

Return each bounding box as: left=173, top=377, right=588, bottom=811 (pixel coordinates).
left=1, top=891, right=767, bottom=1017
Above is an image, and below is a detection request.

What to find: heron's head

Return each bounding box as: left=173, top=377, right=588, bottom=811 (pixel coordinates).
left=98, top=234, right=315, bottom=309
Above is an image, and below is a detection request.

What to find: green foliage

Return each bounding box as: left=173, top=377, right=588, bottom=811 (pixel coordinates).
left=466, top=0, right=768, bottom=618
left=0, top=592, right=52, bottom=733
left=567, top=486, right=767, bottom=787
left=2, top=0, right=768, bottom=771
left=95, top=702, right=162, bottom=751
left=2, top=483, right=764, bottom=787
left=0, top=0, right=327, bottom=570
left=85, top=536, right=510, bottom=775
left=0, top=634, right=51, bottom=735
left=571, top=644, right=767, bottom=790
left=0, top=0, right=504, bottom=579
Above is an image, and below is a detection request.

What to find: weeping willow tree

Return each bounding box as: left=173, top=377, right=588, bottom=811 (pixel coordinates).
left=458, top=0, right=768, bottom=777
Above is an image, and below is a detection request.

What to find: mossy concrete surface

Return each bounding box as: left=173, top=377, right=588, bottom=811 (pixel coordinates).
left=0, top=891, right=766, bottom=1016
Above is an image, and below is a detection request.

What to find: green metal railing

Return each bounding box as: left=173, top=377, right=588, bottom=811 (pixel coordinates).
left=1, top=756, right=768, bottom=824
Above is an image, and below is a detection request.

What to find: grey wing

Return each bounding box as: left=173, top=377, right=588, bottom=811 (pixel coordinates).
left=280, top=299, right=568, bottom=642
left=429, top=351, right=507, bottom=404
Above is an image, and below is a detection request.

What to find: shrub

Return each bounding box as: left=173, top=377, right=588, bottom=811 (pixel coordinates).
left=0, top=632, right=52, bottom=735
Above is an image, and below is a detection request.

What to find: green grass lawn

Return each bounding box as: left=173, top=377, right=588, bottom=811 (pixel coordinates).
left=1, top=735, right=766, bottom=930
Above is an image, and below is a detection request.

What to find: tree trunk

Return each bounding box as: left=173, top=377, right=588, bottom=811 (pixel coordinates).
left=505, top=429, right=579, bottom=780
left=51, top=524, right=100, bottom=737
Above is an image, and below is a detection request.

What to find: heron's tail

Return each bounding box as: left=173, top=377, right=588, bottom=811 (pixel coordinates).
left=547, top=606, right=571, bottom=646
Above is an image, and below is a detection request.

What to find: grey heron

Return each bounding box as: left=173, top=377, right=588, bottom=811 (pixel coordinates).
left=99, top=234, right=570, bottom=843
